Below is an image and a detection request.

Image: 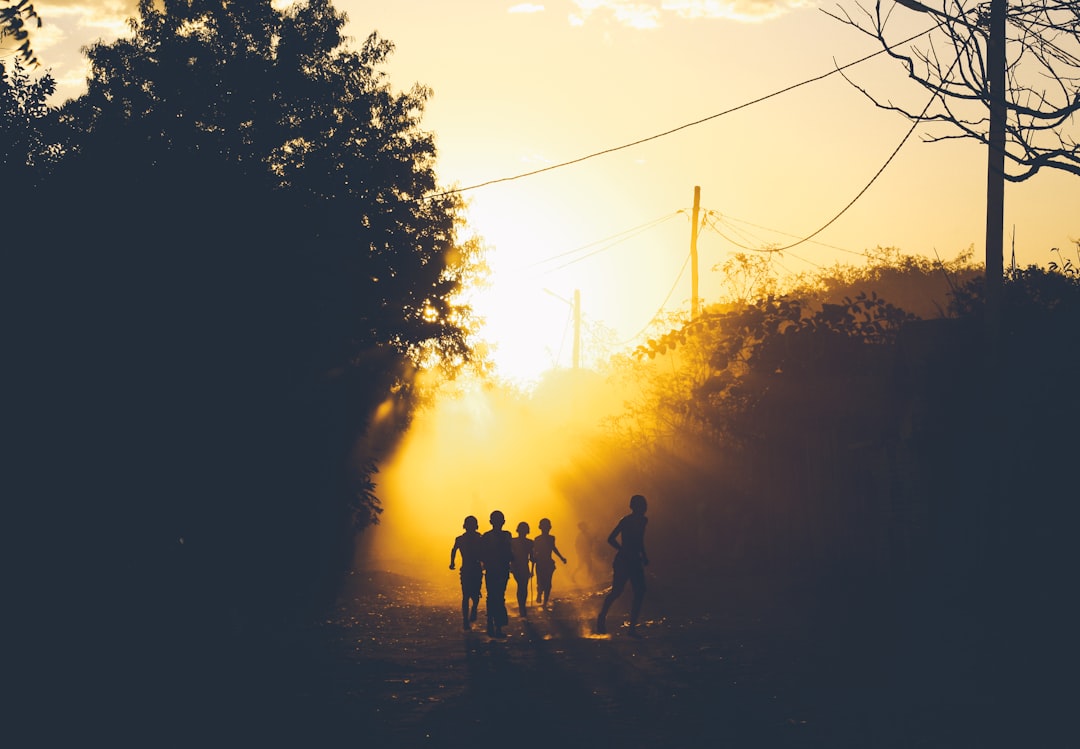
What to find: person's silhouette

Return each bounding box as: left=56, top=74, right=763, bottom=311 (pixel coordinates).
left=571, top=520, right=599, bottom=585
left=449, top=515, right=483, bottom=631
left=480, top=510, right=513, bottom=637
left=510, top=521, right=535, bottom=618
left=532, top=518, right=567, bottom=607
left=595, top=495, right=649, bottom=637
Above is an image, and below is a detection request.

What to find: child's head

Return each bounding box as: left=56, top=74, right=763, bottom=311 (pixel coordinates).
left=463, top=515, right=478, bottom=531
left=538, top=518, right=552, bottom=533
left=489, top=510, right=505, bottom=528
left=629, top=494, right=647, bottom=514
left=516, top=521, right=530, bottom=536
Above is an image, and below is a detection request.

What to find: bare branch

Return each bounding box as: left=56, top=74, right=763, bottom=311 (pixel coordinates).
left=826, top=0, right=1080, bottom=180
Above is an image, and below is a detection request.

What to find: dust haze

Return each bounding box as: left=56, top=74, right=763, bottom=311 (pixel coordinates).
left=355, top=368, right=632, bottom=597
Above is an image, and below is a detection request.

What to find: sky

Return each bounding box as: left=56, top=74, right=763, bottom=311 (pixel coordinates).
left=14, top=0, right=1080, bottom=384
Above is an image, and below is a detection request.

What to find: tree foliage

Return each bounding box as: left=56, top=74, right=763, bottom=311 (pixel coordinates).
left=628, top=249, right=974, bottom=443
left=0, top=57, right=57, bottom=180
left=567, top=249, right=1080, bottom=663
left=61, top=0, right=476, bottom=372
left=0, top=0, right=39, bottom=65
left=11, top=0, right=482, bottom=634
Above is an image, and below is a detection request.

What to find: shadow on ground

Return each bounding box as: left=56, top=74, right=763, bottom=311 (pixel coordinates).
left=51, top=568, right=1070, bottom=748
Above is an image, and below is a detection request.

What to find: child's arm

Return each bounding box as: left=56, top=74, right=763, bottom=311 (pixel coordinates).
left=553, top=539, right=567, bottom=564
left=607, top=520, right=623, bottom=551
left=449, top=538, right=460, bottom=569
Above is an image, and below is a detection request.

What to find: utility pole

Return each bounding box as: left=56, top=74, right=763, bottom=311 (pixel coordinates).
left=984, top=0, right=1006, bottom=347
left=983, top=0, right=1007, bottom=568
left=572, top=288, right=581, bottom=369
left=691, top=185, right=701, bottom=319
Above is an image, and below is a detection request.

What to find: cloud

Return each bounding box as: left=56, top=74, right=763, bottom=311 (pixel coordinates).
left=569, top=0, right=810, bottom=28
left=663, top=0, right=812, bottom=23
left=570, top=1, right=661, bottom=29
left=508, top=3, right=546, bottom=12
left=38, top=1, right=137, bottom=26
left=27, top=3, right=135, bottom=100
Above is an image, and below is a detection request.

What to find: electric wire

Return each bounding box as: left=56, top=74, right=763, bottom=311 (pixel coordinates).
left=736, top=44, right=966, bottom=254
left=422, top=27, right=937, bottom=201
left=708, top=214, right=771, bottom=251
left=707, top=210, right=864, bottom=256
left=529, top=211, right=682, bottom=269
left=615, top=251, right=693, bottom=347
left=539, top=212, right=684, bottom=273
left=703, top=214, right=821, bottom=269
left=771, top=256, right=801, bottom=276
left=703, top=214, right=768, bottom=252
left=781, top=249, right=824, bottom=270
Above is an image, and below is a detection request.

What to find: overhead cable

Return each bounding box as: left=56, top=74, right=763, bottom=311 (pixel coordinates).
left=538, top=212, right=683, bottom=273
left=616, top=251, right=693, bottom=347
left=529, top=211, right=682, bottom=269
left=706, top=210, right=863, bottom=256
left=423, top=27, right=936, bottom=201
left=749, top=40, right=968, bottom=252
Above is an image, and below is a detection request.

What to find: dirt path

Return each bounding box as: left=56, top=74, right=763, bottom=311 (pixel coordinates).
left=199, top=569, right=1036, bottom=749
left=269, top=571, right=956, bottom=748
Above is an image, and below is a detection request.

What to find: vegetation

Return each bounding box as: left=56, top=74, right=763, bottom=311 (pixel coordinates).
left=6, top=0, right=1077, bottom=712
left=560, top=246, right=1079, bottom=652
left=7, top=0, right=482, bottom=633
left=0, top=0, right=39, bottom=65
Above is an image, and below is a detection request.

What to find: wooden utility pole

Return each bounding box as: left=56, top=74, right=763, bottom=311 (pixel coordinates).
left=984, top=0, right=1006, bottom=346
left=983, top=0, right=1007, bottom=563
left=572, top=288, right=581, bottom=369
left=691, top=186, right=701, bottom=318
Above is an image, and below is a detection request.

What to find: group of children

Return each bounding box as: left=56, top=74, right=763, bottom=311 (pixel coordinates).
left=449, top=510, right=567, bottom=636
left=449, top=494, right=650, bottom=639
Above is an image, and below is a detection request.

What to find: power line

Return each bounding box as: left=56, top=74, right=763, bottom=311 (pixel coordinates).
left=748, top=45, right=968, bottom=253
left=615, top=251, right=693, bottom=347
left=703, top=213, right=768, bottom=252
left=529, top=211, right=682, bottom=269
left=423, top=27, right=936, bottom=201
left=704, top=44, right=964, bottom=256
left=541, top=217, right=681, bottom=273
left=705, top=211, right=863, bottom=256
left=780, top=250, right=823, bottom=270
left=750, top=122, right=922, bottom=252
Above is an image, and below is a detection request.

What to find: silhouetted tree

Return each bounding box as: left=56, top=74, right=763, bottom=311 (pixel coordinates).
left=11, top=0, right=480, bottom=691
left=0, top=0, right=39, bottom=65
left=0, top=57, right=57, bottom=181
left=828, top=1, right=1080, bottom=180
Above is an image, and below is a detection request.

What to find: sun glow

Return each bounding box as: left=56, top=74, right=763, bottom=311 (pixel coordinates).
left=462, top=199, right=601, bottom=387
left=356, top=366, right=630, bottom=590
left=360, top=382, right=578, bottom=577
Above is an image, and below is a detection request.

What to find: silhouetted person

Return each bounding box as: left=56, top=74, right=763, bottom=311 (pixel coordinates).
left=449, top=515, right=483, bottom=631
left=595, top=495, right=649, bottom=636
left=532, top=518, right=567, bottom=607
left=571, top=520, right=604, bottom=585
left=510, top=521, right=535, bottom=618
left=480, top=510, right=513, bottom=637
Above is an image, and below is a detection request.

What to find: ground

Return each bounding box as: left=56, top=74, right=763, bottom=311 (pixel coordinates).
left=150, top=565, right=1071, bottom=749
left=63, top=565, right=1067, bottom=748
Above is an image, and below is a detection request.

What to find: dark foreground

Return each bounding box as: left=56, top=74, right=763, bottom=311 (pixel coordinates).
left=44, top=568, right=1071, bottom=748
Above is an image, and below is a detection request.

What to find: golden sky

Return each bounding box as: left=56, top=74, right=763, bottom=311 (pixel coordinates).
left=18, top=0, right=1080, bottom=383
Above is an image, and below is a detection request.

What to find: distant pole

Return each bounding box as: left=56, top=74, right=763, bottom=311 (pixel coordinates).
left=691, top=186, right=701, bottom=318
left=572, top=288, right=581, bottom=369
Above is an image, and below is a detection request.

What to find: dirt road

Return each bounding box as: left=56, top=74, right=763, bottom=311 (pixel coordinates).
left=191, top=568, right=1045, bottom=749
